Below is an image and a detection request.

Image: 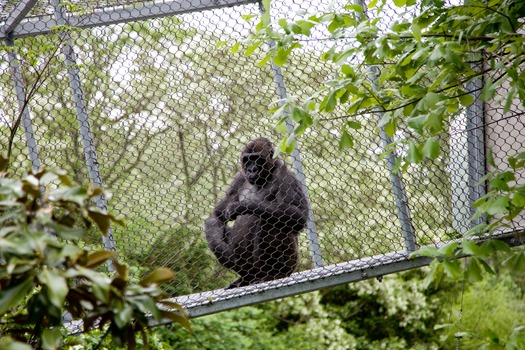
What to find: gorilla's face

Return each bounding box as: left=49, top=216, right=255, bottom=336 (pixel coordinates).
left=242, top=153, right=271, bottom=185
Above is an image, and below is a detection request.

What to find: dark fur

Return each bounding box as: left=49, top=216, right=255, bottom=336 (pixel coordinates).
left=205, top=137, right=308, bottom=288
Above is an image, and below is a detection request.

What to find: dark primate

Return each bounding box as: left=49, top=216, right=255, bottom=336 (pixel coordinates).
left=205, top=137, right=309, bottom=288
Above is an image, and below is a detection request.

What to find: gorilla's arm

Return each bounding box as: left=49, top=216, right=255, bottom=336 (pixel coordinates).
left=204, top=174, right=246, bottom=269
left=210, top=173, right=245, bottom=222
left=226, top=173, right=308, bottom=231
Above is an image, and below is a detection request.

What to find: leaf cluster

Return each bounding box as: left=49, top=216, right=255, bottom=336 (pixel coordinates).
left=245, top=0, right=525, bottom=166
left=0, top=156, right=190, bottom=349
left=412, top=149, right=525, bottom=284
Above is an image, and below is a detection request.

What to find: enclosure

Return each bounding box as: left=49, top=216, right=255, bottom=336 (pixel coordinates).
left=1, top=0, right=524, bottom=318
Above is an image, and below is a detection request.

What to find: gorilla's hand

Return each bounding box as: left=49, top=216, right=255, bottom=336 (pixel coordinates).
left=225, top=201, right=255, bottom=221
left=225, top=201, right=243, bottom=221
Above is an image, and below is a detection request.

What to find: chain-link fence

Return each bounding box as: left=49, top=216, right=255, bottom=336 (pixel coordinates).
left=1, top=0, right=524, bottom=317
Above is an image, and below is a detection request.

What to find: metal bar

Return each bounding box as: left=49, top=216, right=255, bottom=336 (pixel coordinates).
left=173, top=251, right=429, bottom=318
left=266, top=37, right=324, bottom=268
left=2, top=0, right=38, bottom=34
left=256, top=0, right=322, bottom=269
left=352, top=0, right=417, bottom=252
left=0, top=0, right=258, bottom=40
left=5, top=35, right=42, bottom=172
left=166, top=229, right=525, bottom=319
left=449, top=115, right=472, bottom=233
left=379, top=122, right=418, bottom=252
left=52, top=0, right=116, bottom=270
left=370, top=70, right=418, bottom=252
left=466, top=75, right=486, bottom=227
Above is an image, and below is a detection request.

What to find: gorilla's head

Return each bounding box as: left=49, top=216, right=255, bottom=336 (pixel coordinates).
left=240, top=137, right=278, bottom=186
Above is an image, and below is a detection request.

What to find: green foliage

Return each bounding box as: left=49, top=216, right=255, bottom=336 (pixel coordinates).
left=139, top=267, right=524, bottom=349
left=411, top=151, right=525, bottom=286
left=244, top=0, right=525, bottom=164
left=240, top=1, right=525, bottom=345
left=437, top=267, right=525, bottom=349
left=0, top=158, right=190, bottom=349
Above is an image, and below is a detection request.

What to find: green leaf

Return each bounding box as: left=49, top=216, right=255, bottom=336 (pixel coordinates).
left=274, top=46, right=290, bottom=66
left=158, top=300, right=188, bottom=316
left=324, top=91, right=338, bottom=112
left=258, top=51, right=273, bottom=67
left=344, top=4, right=364, bottom=13
left=486, top=196, right=511, bottom=215
left=339, top=129, right=354, bottom=151
left=407, top=114, right=427, bottom=133
left=512, top=192, right=525, bottom=207
left=480, top=77, right=496, bottom=102
left=438, top=242, right=458, bottom=257
left=114, top=304, right=133, bottom=329
left=341, top=64, right=354, bottom=76
left=339, top=89, right=351, bottom=104
left=139, top=267, right=175, bottom=287
left=464, top=258, right=483, bottom=282
left=503, top=86, right=517, bottom=114
left=407, top=142, right=423, bottom=164
left=477, top=258, right=495, bottom=275
left=410, top=245, right=439, bottom=258
left=384, top=119, right=397, bottom=138
left=244, top=40, right=261, bottom=57
left=346, top=121, right=362, bottom=130
left=504, top=252, right=525, bottom=271
left=427, top=108, right=445, bottom=133
left=0, top=339, right=33, bottom=350
left=290, top=107, right=311, bottom=125
left=42, top=328, right=62, bottom=350
left=422, top=138, right=440, bottom=159
left=461, top=240, right=484, bottom=256
left=87, top=207, right=111, bottom=234
left=160, top=310, right=192, bottom=332
left=48, top=222, right=84, bottom=240
left=486, top=239, right=511, bottom=253
left=509, top=152, right=525, bottom=170
left=0, top=154, right=8, bottom=172
left=442, top=259, right=462, bottom=280
left=230, top=42, right=240, bottom=54
left=296, top=20, right=316, bottom=36
left=40, top=269, right=68, bottom=309
left=422, top=259, right=444, bottom=289
left=487, top=148, right=496, bottom=168
left=394, top=0, right=407, bottom=6
left=276, top=118, right=289, bottom=133
left=276, top=17, right=287, bottom=28
left=412, top=22, right=421, bottom=42
left=86, top=250, right=116, bottom=268
left=51, top=187, right=87, bottom=206
left=0, top=278, right=33, bottom=316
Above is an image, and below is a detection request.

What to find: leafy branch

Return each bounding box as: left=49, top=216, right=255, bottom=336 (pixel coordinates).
left=0, top=160, right=191, bottom=348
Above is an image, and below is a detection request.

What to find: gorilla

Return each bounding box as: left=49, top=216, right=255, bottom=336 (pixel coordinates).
left=205, top=137, right=309, bottom=288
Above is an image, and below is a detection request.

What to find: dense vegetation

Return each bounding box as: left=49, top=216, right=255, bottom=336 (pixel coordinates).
left=1, top=0, right=524, bottom=348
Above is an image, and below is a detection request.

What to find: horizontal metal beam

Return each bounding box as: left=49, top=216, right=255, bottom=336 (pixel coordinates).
left=0, top=0, right=258, bottom=40
left=170, top=252, right=432, bottom=319
left=166, top=230, right=525, bottom=319
left=2, top=0, right=38, bottom=34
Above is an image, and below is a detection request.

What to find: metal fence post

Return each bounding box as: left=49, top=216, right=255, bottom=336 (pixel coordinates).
left=370, top=67, right=418, bottom=252
left=355, top=0, right=417, bottom=252
left=465, top=76, right=486, bottom=227
left=52, top=0, right=116, bottom=270
left=268, top=41, right=324, bottom=268
left=5, top=36, right=43, bottom=173
left=259, top=3, right=324, bottom=268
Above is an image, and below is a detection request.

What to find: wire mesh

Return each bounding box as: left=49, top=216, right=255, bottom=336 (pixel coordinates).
left=1, top=0, right=524, bottom=312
